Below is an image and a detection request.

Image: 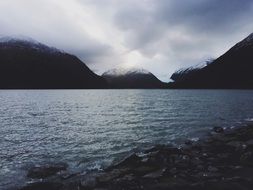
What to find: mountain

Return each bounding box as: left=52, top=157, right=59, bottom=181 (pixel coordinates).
left=0, top=37, right=107, bottom=89
left=171, top=60, right=213, bottom=83
left=169, top=33, right=253, bottom=89
left=102, top=68, right=167, bottom=89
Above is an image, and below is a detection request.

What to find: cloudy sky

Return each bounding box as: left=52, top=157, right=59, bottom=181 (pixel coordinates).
left=0, top=0, right=253, bottom=81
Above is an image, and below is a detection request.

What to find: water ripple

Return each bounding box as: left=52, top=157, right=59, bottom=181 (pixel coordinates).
left=0, top=90, right=253, bottom=189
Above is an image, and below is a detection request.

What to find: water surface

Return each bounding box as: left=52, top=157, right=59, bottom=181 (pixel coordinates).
left=1, top=90, right=253, bottom=189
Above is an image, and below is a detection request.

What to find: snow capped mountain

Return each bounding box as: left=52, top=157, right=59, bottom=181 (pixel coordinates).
left=0, top=36, right=63, bottom=54
left=0, top=37, right=107, bottom=89
left=0, top=35, right=37, bottom=43
left=102, top=67, right=166, bottom=89
left=174, top=62, right=208, bottom=74
left=170, top=32, right=253, bottom=89
left=102, top=67, right=151, bottom=77
left=233, top=33, right=253, bottom=50
left=171, top=59, right=213, bottom=82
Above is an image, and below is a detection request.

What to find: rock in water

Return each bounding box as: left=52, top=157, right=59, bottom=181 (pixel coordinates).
left=213, top=127, right=224, bottom=133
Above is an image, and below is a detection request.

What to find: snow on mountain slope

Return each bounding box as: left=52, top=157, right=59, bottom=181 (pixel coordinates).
left=233, top=33, right=253, bottom=50
left=0, top=36, right=63, bottom=54
left=102, top=67, right=166, bottom=88
left=102, top=67, right=151, bottom=77
left=173, top=60, right=212, bottom=75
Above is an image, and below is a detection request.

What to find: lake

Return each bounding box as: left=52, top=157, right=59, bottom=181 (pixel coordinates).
left=1, top=90, right=253, bottom=189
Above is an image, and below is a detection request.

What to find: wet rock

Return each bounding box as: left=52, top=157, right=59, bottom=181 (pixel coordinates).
left=145, top=144, right=173, bottom=154
left=196, top=165, right=204, bottom=171
left=143, top=168, right=166, bottom=178
left=117, top=174, right=135, bottom=181
left=97, top=169, right=128, bottom=183
left=208, top=166, right=219, bottom=173
left=226, top=141, right=244, bottom=148
left=20, top=182, right=63, bottom=190
left=145, top=148, right=180, bottom=167
left=240, top=152, right=253, bottom=166
left=166, top=167, right=177, bottom=176
left=60, top=172, right=78, bottom=180
left=191, top=180, right=247, bottom=190
left=185, top=140, right=193, bottom=145
left=194, top=172, right=223, bottom=180
left=213, top=127, right=224, bottom=133
left=114, top=154, right=142, bottom=168
left=217, top=153, right=231, bottom=160
left=80, top=176, right=97, bottom=188
left=155, top=177, right=190, bottom=190
left=191, top=157, right=203, bottom=166
left=27, top=163, right=68, bottom=179
left=246, top=139, right=253, bottom=146
left=133, top=166, right=158, bottom=175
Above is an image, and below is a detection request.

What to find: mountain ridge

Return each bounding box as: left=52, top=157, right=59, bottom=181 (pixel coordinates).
left=102, top=67, right=167, bottom=89
left=0, top=37, right=107, bottom=89
left=169, top=33, right=253, bottom=89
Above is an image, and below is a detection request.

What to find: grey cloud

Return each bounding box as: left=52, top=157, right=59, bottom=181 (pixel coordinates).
left=69, top=43, right=117, bottom=64
left=156, top=0, right=253, bottom=33
left=114, top=0, right=253, bottom=57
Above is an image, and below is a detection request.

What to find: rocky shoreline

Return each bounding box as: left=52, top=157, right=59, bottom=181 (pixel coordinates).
left=20, top=125, right=253, bottom=190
